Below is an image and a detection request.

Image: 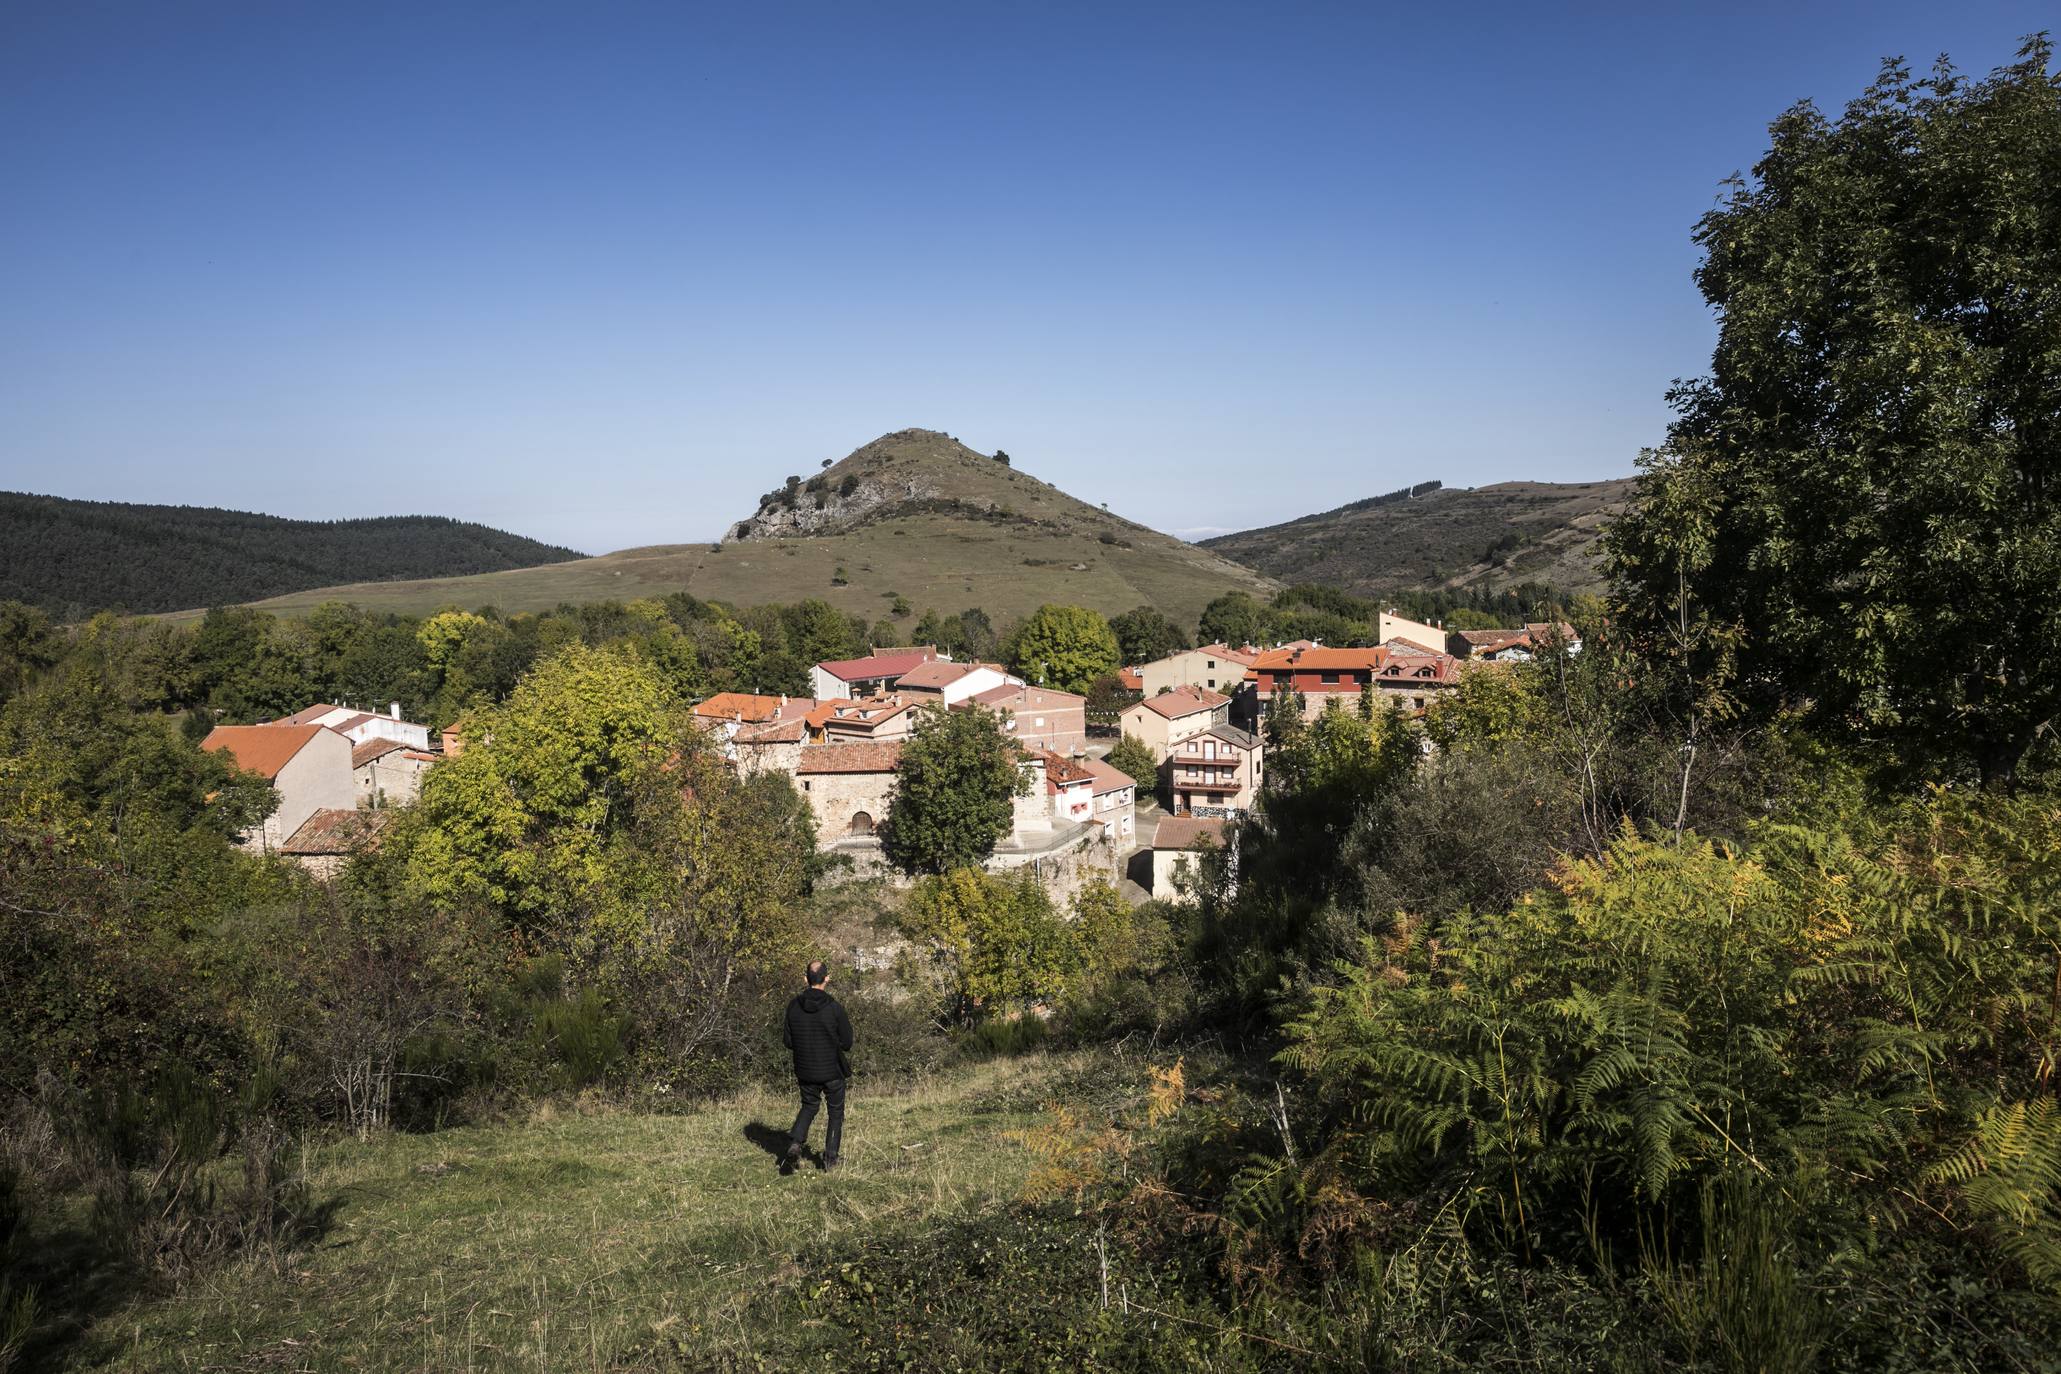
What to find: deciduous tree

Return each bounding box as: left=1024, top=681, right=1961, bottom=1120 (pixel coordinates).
left=1006, top=604, right=1119, bottom=695
left=1607, top=39, right=2061, bottom=787
left=880, top=705, right=1029, bottom=875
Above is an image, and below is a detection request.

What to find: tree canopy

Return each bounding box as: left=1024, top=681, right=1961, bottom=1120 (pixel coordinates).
left=1107, top=605, right=1188, bottom=664
left=880, top=704, right=1030, bottom=875
left=1005, top=604, right=1120, bottom=695
left=1607, top=38, right=2061, bottom=786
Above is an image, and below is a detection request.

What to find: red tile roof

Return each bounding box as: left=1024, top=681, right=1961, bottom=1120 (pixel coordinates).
left=1199, top=643, right=1260, bottom=666
left=796, top=742, right=904, bottom=774
left=280, top=703, right=346, bottom=726
left=894, top=660, right=980, bottom=689
left=1082, top=757, right=1136, bottom=795
left=351, top=737, right=406, bottom=768
left=202, top=724, right=333, bottom=780
left=694, top=691, right=787, bottom=723
left=1455, top=628, right=1530, bottom=650
left=814, top=649, right=936, bottom=683
left=1153, top=816, right=1229, bottom=851
left=1132, top=685, right=1228, bottom=720
left=1036, top=750, right=1095, bottom=786
left=966, top=684, right=1085, bottom=711
left=736, top=718, right=808, bottom=744
left=1116, top=668, right=1144, bottom=691
left=1251, top=646, right=1389, bottom=672
left=279, top=808, right=393, bottom=856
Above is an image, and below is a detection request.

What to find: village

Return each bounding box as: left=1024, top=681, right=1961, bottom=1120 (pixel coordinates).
left=197, top=609, right=1579, bottom=900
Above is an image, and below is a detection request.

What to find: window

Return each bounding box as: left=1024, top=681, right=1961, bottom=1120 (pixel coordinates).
left=1206, top=679, right=1215, bottom=689
left=1034, top=717, right=1046, bottom=728
left=1321, top=672, right=1339, bottom=685
left=1206, top=659, right=1216, bottom=669
left=801, top=780, right=811, bottom=792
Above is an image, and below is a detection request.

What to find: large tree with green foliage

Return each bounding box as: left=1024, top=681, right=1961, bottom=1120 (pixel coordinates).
left=880, top=704, right=1030, bottom=875
left=1107, top=605, right=1188, bottom=664
left=1196, top=591, right=1270, bottom=649
left=1607, top=39, right=2061, bottom=787
left=1005, top=604, right=1120, bottom=695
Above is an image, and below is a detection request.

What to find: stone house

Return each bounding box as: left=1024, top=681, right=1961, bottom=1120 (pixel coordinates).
left=202, top=724, right=356, bottom=852
left=1166, top=724, right=1263, bottom=818
left=1119, top=685, right=1230, bottom=763
left=277, top=807, right=393, bottom=880
left=352, top=738, right=435, bottom=808
left=794, top=741, right=904, bottom=843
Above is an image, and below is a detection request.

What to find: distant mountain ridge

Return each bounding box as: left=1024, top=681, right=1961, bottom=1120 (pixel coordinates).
left=1202, top=477, right=1637, bottom=596
left=195, top=429, right=1277, bottom=629
left=1, top=491, right=584, bottom=618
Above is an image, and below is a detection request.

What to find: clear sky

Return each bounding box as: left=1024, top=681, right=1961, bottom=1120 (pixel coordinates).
left=1, top=3, right=2051, bottom=553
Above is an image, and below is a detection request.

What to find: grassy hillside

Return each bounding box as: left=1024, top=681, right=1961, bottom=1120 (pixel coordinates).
left=1203, top=477, right=1637, bottom=596
left=197, top=430, right=1276, bottom=630
left=53, top=1054, right=1093, bottom=1371
left=1, top=491, right=583, bottom=618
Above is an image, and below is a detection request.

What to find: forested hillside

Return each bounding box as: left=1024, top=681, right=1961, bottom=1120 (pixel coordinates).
left=0, top=491, right=582, bottom=617
left=1204, top=477, right=1635, bottom=595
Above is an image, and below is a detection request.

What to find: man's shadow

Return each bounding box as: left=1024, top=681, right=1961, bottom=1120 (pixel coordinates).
left=743, top=1120, right=817, bottom=1174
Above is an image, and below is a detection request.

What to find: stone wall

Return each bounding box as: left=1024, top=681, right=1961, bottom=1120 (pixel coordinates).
left=800, top=768, right=896, bottom=841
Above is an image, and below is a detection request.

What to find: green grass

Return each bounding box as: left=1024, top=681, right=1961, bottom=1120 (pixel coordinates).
left=67, top=1054, right=1089, bottom=1372
left=158, top=428, right=1276, bottom=629
left=166, top=516, right=1273, bottom=632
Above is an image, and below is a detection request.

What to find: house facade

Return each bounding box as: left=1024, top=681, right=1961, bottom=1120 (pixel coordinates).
left=352, top=738, right=435, bottom=808
left=1166, top=724, right=1262, bottom=818
left=794, top=741, right=904, bottom=842
left=203, top=724, right=356, bottom=852
left=893, top=659, right=1023, bottom=705
left=1082, top=757, right=1137, bottom=844
left=809, top=647, right=941, bottom=701
left=962, top=684, right=1087, bottom=755
left=1136, top=644, right=1258, bottom=698
left=1119, top=685, right=1231, bottom=762
left=280, top=702, right=431, bottom=752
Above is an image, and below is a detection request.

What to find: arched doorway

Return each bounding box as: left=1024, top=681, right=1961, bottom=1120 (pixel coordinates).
left=848, top=810, right=875, bottom=836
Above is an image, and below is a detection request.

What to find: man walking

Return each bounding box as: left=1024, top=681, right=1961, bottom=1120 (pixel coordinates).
left=783, top=960, right=853, bottom=1171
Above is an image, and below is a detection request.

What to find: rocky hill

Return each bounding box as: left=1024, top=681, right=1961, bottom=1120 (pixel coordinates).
left=1, top=491, right=583, bottom=618
left=1203, top=477, right=1637, bottom=596
left=206, top=430, right=1277, bottom=632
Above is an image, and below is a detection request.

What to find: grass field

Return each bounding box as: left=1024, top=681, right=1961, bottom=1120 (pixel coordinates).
left=164, top=431, right=1278, bottom=630
left=57, top=1054, right=1102, bottom=1372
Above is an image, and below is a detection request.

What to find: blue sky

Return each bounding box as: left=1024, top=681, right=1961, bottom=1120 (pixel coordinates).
left=1, top=3, right=2051, bottom=553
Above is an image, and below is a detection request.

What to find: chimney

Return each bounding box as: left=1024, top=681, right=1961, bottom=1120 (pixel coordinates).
left=780, top=694, right=788, bottom=708
left=390, top=702, right=401, bottom=719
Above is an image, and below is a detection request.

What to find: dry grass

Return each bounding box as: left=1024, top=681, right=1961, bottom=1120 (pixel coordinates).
left=73, top=1054, right=1085, bottom=1372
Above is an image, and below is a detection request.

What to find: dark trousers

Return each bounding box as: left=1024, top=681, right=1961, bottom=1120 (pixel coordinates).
left=790, top=1077, right=845, bottom=1159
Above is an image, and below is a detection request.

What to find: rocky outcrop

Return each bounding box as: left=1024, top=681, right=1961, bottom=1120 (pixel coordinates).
left=727, top=474, right=939, bottom=541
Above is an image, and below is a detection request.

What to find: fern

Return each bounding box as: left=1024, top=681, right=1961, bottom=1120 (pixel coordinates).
left=1927, top=1097, right=2061, bottom=1291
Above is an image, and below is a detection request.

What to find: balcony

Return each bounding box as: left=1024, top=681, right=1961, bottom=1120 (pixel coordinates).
left=1172, top=777, right=1243, bottom=795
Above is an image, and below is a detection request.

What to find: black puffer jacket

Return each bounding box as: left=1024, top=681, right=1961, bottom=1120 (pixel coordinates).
left=783, top=988, right=853, bottom=1083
